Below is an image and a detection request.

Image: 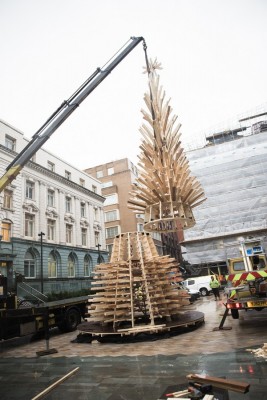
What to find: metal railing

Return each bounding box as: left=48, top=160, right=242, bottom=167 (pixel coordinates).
left=17, top=281, right=48, bottom=304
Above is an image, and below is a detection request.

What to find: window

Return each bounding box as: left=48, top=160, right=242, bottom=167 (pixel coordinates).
left=94, top=207, right=99, bottom=221
left=79, top=178, right=85, bottom=187
left=66, top=224, right=72, bottom=243
left=68, top=254, right=75, bottom=277
left=80, top=202, right=86, bottom=218
left=137, top=223, right=144, bottom=232
left=104, top=193, right=118, bottom=206
left=47, top=219, right=56, bottom=241
left=136, top=213, right=145, bottom=219
left=5, top=135, right=16, bottom=151
left=65, top=170, right=71, bottom=180
left=258, top=258, right=266, bottom=270
left=47, top=161, right=55, bottom=172
left=25, top=213, right=34, bottom=237
left=24, top=251, right=35, bottom=278
left=233, top=261, right=245, bottom=272
left=187, top=279, right=195, bottom=286
left=96, top=170, right=103, bottom=178
left=26, top=180, right=34, bottom=199
left=1, top=221, right=11, bottom=241
left=92, top=185, right=97, bottom=193
left=105, top=210, right=118, bottom=222
left=101, top=181, right=112, bottom=188
left=3, top=189, right=13, bottom=209
left=84, top=255, right=92, bottom=276
left=94, top=231, right=99, bottom=247
left=81, top=228, right=87, bottom=246
left=65, top=196, right=71, bottom=212
left=106, top=226, right=119, bottom=239
left=48, top=252, right=57, bottom=278
left=107, top=244, right=113, bottom=255
left=47, top=189, right=55, bottom=207
left=151, top=231, right=161, bottom=241
left=107, top=167, right=114, bottom=176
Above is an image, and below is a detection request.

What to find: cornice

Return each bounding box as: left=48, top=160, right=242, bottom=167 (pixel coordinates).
left=29, top=161, right=105, bottom=201
left=22, top=201, right=39, bottom=213
left=45, top=208, right=59, bottom=218
left=0, top=144, right=105, bottom=202
left=93, top=222, right=102, bottom=231
left=64, top=214, right=75, bottom=223
left=80, top=219, right=89, bottom=227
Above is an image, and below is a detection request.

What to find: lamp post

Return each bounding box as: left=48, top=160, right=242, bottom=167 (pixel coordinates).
left=38, top=232, right=45, bottom=293
left=96, top=243, right=101, bottom=264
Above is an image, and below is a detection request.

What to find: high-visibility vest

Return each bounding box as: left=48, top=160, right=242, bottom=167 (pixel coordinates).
left=210, top=279, right=219, bottom=288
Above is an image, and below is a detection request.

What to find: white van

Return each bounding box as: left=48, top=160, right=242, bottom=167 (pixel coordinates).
left=182, top=276, right=212, bottom=296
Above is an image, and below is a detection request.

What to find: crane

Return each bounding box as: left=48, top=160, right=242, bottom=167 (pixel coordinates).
left=0, top=36, right=146, bottom=192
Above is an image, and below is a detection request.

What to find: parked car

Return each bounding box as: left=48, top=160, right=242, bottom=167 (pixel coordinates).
left=182, top=276, right=212, bottom=297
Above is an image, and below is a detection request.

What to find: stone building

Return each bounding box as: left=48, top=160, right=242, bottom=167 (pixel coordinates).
left=0, top=119, right=108, bottom=295
left=85, top=158, right=165, bottom=257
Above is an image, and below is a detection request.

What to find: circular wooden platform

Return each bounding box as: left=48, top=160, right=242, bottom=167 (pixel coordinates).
left=75, top=311, right=204, bottom=343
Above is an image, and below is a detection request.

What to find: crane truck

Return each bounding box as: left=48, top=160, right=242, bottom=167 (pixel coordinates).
left=225, top=239, right=267, bottom=319
left=0, top=36, right=147, bottom=340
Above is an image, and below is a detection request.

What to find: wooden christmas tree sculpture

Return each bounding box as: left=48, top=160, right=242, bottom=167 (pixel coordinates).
left=88, top=232, right=190, bottom=332
left=128, top=59, right=206, bottom=233
left=78, top=59, right=205, bottom=339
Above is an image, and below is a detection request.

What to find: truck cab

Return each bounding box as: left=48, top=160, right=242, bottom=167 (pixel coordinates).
left=228, top=254, right=267, bottom=274
left=226, top=242, right=267, bottom=319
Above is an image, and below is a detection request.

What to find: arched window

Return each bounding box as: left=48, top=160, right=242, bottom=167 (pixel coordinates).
left=97, top=254, right=105, bottom=264
left=48, top=252, right=57, bottom=278
left=24, top=250, right=36, bottom=278
left=84, top=254, right=92, bottom=277
left=68, top=254, right=75, bottom=277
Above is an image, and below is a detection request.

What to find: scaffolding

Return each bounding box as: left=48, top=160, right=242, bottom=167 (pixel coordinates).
left=183, top=127, right=267, bottom=268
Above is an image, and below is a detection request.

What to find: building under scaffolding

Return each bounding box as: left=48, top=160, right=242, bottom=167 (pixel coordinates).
left=182, top=110, right=267, bottom=276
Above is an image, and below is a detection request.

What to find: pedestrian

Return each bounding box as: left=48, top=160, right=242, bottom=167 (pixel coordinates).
left=209, top=275, right=220, bottom=300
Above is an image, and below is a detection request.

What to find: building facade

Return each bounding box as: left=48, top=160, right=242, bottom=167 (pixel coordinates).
left=85, top=158, right=164, bottom=257
left=0, top=119, right=108, bottom=295
left=183, top=120, right=267, bottom=276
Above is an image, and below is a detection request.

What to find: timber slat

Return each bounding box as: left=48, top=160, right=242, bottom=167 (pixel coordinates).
left=186, top=374, right=250, bottom=394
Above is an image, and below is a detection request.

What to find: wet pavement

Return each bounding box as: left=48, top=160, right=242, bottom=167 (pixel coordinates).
left=0, top=295, right=267, bottom=399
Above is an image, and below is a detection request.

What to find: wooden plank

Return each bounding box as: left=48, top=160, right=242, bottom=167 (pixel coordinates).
left=117, top=324, right=166, bottom=333
left=31, top=367, right=80, bottom=400
left=186, top=374, right=250, bottom=394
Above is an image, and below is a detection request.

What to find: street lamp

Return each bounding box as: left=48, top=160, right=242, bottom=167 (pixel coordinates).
left=38, top=232, right=45, bottom=293
left=96, top=243, right=101, bottom=264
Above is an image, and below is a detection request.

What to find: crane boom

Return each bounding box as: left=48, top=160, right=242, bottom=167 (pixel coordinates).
left=0, top=36, right=145, bottom=192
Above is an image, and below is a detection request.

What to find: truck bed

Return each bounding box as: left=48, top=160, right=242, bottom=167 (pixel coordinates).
left=42, top=296, right=89, bottom=309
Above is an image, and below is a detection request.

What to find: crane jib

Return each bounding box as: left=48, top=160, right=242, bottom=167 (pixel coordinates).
left=0, top=36, right=146, bottom=192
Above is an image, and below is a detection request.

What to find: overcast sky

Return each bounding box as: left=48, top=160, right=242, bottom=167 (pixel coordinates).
left=1, top=0, right=266, bottom=170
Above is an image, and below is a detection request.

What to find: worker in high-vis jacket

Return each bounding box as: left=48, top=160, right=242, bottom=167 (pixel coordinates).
left=209, top=275, right=220, bottom=300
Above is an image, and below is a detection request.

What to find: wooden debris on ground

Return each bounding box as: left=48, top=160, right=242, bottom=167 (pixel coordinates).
left=186, top=373, right=250, bottom=394
left=248, top=343, right=267, bottom=359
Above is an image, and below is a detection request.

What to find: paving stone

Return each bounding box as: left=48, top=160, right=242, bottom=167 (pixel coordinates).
left=0, top=296, right=267, bottom=399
